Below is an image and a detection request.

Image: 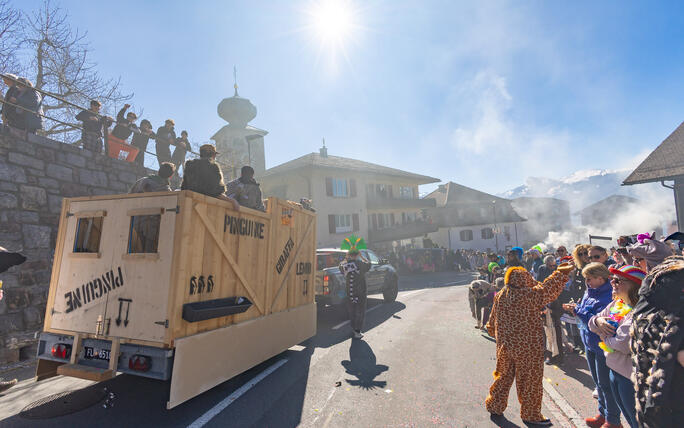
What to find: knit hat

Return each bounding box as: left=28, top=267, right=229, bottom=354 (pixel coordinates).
left=510, top=247, right=523, bottom=260
left=609, top=264, right=646, bottom=284
left=488, top=262, right=499, bottom=273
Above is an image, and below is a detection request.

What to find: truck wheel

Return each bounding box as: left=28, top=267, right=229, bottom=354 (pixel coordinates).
left=383, top=276, right=398, bottom=303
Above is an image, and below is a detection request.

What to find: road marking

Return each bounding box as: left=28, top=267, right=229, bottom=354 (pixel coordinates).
left=186, top=359, right=288, bottom=428
left=542, top=376, right=583, bottom=427
left=331, top=304, right=382, bottom=330
left=399, top=289, right=424, bottom=299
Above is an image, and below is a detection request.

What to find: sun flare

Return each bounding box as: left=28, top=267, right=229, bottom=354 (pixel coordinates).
left=310, top=0, right=354, bottom=43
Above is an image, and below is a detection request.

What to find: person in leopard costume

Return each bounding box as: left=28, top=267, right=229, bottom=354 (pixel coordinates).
left=485, top=263, right=574, bottom=425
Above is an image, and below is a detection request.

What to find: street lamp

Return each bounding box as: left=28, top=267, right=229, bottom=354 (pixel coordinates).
left=492, top=200, right=499, bottom=252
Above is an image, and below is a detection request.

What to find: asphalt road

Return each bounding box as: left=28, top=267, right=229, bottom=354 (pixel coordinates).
left=0, top=272, right=591, bottom=428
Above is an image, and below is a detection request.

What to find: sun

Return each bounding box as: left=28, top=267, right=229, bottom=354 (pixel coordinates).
left=304, top=0, right=363, bottom=72
left=309, top=0, right=354, bottom=44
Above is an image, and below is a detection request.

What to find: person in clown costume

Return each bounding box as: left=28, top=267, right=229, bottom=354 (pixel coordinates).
left=485, top=262, right=574, bottom=426
left=339, top=235, right=371, bottom=339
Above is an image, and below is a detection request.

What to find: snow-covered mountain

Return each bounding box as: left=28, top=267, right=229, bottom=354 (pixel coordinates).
left=498, top=169, right=671, bottom=212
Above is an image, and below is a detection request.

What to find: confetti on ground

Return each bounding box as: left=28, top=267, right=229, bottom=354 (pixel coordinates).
left=335, top=381, right=342, bottom=387
left=314, top=409, right=319, bottom=412
left=546, top=378, right=552, bottom=383
left=385, top=389, right=393, bottom=393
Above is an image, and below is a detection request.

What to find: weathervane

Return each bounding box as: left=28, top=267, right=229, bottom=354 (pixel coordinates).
left=233, top=65, right=239, bottom=96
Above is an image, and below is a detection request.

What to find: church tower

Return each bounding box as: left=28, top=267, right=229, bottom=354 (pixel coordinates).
left=211, top=71, right=268, bottom=180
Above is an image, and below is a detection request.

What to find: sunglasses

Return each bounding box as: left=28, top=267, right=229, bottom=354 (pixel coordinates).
left=611, top=277, right=629, bottom=284
left=633, top=257, right=645, bottom=263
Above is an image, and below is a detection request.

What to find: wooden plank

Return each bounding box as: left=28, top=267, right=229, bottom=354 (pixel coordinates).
left=167, top=302, right=316, bottom=409
left=193, top=204, right=265, bottom=314
left=168, top=193, right=193, bottom=343
left=122, top=253, right=160, bottom=261
left=43, top=198, right=70, bottom=331
left=108, top=337, right=121, bottom=371
left=70, top=334, right=82, bottom=364
left=73, top=210, right=107, bottom=218
left=184, top=202, right=207, bottom=338
left=68, top=252, right=101, bottom=259
left=269, top=215, right=315, bottom=312
left=57, top=364, right=114, bottom=382
left=126, top=207, right=164, bottom=216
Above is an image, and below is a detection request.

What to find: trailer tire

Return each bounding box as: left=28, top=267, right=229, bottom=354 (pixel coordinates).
left=382, top=275, right=398, bottom=303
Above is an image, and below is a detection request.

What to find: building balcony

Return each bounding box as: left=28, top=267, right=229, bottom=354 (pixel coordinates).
left=368, top=221, right=439, bottom=243
left=366, top=196, right=436, bottom=210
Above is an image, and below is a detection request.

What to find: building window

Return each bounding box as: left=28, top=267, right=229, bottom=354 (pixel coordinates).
left=481, top=227, right=494, bottom=240
left=74, top=217, right=103, bottom=253
left=460, top=230, right=473, bottom=241
left=332, top=178, right=348, bottom=197
left=128, top=215, right=161, bottom=253
left=335, top=214, right=352, bottom=234
left=398, top=186, right=414, bottom=199
left=375, top=184, right=390, bottom=198
left=504, top=225, right=511, bottom=241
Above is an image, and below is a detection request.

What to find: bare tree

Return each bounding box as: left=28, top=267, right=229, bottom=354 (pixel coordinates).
left=0, top=0, right=21, bottom=74
left=21, top=0, right=132, bottom=142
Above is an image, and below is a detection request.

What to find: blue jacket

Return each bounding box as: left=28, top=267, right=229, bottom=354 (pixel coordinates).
left=574, top=281, right=613, bottom=353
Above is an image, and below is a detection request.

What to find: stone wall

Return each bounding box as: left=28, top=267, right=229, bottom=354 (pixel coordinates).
left=0, top=131, right=150, bottom=364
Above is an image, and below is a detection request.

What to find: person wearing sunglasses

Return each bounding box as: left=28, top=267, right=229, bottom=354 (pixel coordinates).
left=589, top=246, right=615, bottom=268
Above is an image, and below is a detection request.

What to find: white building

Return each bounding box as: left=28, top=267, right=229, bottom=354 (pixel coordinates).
left=259, top=145, right=440, bottom=249
left=211, top=84, right=267, bottom=181
left=425, top=182, right=527, bottom=252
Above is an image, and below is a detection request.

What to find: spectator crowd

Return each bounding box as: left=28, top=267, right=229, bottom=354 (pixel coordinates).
left=467, top=236, right=683, bottom=428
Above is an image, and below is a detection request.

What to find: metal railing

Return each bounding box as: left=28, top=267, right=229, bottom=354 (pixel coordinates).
left=0, top=73, right=202, bottom=172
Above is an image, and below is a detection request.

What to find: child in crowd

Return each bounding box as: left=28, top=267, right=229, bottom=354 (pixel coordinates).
left=563, top=262, right=621, bottom=428
left=588, top=265, right=645, bottom=428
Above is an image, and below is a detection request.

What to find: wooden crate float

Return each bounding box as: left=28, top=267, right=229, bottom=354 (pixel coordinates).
left=40, top=190, right=317, bottom=407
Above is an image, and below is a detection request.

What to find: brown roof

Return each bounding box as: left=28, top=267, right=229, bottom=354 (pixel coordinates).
left=624, top=121, right=684, bottom=185
left=261, top=153, right=440, bottom=184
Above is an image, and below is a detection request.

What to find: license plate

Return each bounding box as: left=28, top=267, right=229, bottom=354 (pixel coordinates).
left=84, top=346, right=110, bottom=361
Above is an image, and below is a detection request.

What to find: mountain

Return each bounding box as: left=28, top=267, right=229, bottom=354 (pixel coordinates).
left=498, top=169, right=671, bottom=212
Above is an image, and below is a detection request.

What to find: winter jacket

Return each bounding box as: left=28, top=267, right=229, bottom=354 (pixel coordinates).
left=535, top=264, right=555, bottom=282
left=129, top=175, right=171, bottom=193
left=76, top=109, right=107, bottom=136
left=574, top=281, right=613, bottom=353
left=111, top=106, right=139, bottom=141
left=339, top=257, right=370, bottom=302
left=225, top=176, right=265, bottom=211
left=180, top=158, right=226, bottom=198
left=588, top=300, right=634, bottom=379
left=15, top=88, right=43, bottom=131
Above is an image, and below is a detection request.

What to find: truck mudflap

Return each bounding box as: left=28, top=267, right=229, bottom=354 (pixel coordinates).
left=36, top=332, right=174, bottom=381
left=167, top=302, right=317, bottom=409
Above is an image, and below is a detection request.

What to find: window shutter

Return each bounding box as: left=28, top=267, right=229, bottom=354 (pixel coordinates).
left=326, top=177, right=333, bottom=197
left=350, top=179, right=357, bottom=197
left=352, top=214, right=359, bottom=231
left=328, top=214, right=336, bottom=234
left=372, top=214, right=377, bottom=230
left=388, top=185, right=393, bottom=198
left=390, top=213, right=395, bottom=226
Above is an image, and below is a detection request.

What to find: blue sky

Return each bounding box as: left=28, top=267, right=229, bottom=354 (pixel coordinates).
left=14, top=0, right=684, bottom=194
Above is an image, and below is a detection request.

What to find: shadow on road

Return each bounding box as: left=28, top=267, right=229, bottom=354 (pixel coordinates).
left=341, top=339, right=388, bottom=390
left=553, top=352, right=595, bottom=390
